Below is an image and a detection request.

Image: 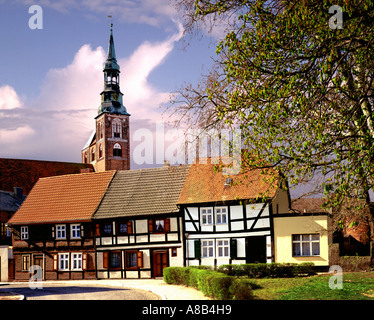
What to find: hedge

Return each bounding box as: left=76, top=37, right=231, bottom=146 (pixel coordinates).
left=216, top=262, right=316, bottom=278
left=163, top=266, right=253, bottom=300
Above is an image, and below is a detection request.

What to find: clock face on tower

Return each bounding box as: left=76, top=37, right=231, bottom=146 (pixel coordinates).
left=112, top=93, right=119, bottom=101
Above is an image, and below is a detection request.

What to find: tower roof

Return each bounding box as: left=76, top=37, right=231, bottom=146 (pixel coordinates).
left=104, top=24, right=120, bottom=71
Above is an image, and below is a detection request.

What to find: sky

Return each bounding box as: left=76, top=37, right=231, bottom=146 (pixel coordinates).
left=0, top=0, right=220, bottom=168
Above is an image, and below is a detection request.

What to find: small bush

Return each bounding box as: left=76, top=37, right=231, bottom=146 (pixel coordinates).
left=163, top=266, right=254, bottom=300
left=216, top=263, right=316, bottom=278
left=229, top=279, right=254, bottom=300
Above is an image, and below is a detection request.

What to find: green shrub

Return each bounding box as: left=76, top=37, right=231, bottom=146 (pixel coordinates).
left=163, top=266, right=254, bottom=300
left=229, top=279, right=254, bottom=300
left=293, top=262, right=316, bottom=276
left=163, top=267, right=187, bottom=285
left=216, top=262, right=316, bottom=278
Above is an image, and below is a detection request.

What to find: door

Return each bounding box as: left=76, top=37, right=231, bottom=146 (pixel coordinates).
left=246, top=236, right=266, bottom=263
left=33, top=255, right=44, bottom=280
left=153, top=250, right=168, bottom=278
left=8, top=259, right=15, bottom=281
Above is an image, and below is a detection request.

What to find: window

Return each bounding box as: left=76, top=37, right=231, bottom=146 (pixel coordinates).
left=112, top=120, right=121, bottom=138
left=202, top=240, right=214, bottom=258
left=59, top=253, right=69, bottom=271
left=126, top=252, right=137, bottom=269
left=103, top=223, right=112, bottom=236
left=71, top=253, right=82, bottom=270
left=119, top=223, right=127, bottom=234
left=217, top=239, right=230, bottom=257
left=148, top=219, right=170, bottom=233
left=172, top=248, right=177, bottom=257
left=201, top=208, right=213, bottom=225
left=110, top=252, right=121, bottom=269
left=118, top=221, right=132, bottom=235
left=125, top=251, right=143, bottom=269
left=113, top=143, right=122, bottom=157
left=0, top=223, right=10, bottom=238
left=99, top=144, right=103, bottom=159
left=215, top=207, right=228, bottom=224
left=155, top=219, right=165, bottom=232
left=91, top=148, right=95, bottom=161
left=71, top=224, right=81, bottom=239
left=56, top=225, right=66, bottom=239
left=22, top=255, right=30, bottom=271
left=292, top=234, right=320, bottom=257
left=21, top=226, right=28, bottom=240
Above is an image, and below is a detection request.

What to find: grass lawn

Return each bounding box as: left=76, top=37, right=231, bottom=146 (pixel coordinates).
left=246, top=271, right=374, bottom=300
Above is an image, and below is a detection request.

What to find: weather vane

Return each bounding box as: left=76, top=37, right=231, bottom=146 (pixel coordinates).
left=108, top=15, right=113, bottom=29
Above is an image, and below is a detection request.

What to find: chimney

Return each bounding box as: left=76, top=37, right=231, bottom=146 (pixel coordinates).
left=13, top=187, right=23, bottom=199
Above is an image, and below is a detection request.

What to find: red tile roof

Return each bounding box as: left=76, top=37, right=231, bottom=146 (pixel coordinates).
left=8, top=171, right=115, bottom=225
left=0, top=158, right=94, bottom=195
left=177, top=161, right=278, bottom=204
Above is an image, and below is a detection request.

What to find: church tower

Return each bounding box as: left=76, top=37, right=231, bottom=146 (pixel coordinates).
left=82, top=25, right=130, bottom=172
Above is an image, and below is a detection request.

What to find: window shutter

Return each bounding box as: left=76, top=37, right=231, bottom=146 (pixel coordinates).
left=95, top=223, right=101, bottom=236
left=137, top=251, right=143, bottom=268
left=103, top=251, right=109, bottom=269
left=194, top=239, right=201, bottom=259
left=127, top=221, right=133, bottom=234
left=80, top=224, right=85, bottom=238
left=148, top=219, right=153, bottom=233
left=165, top=219, right=170, bottom=232
left=82, top=253, right=88, bottom=270
left=53, top=254, right=58, bottom=271
left=230, top=239, right=237, bottom=259
left=51, top=226, right=55, bottom=239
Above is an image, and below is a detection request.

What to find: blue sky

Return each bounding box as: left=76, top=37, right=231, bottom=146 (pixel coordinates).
left=0, top=0, right=219, bottom=166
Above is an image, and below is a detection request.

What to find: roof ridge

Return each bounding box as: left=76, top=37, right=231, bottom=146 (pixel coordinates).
left=39, top=170, right=116, bottom=181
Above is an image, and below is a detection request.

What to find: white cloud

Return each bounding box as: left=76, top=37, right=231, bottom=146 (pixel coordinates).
left=121, top=21, right=184, bottom=121
left=0, top=85, right=23, bottom=110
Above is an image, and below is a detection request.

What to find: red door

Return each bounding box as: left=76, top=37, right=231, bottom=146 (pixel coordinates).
left=8, top=259, right=15, bottom=281
left=153, top=251, right=168, bottom=277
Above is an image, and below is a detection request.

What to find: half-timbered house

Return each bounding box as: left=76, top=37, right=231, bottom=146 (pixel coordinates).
left=178, top=161, right=290, bottom=267
left=7, top=171, right=115, bottom=281
left=93, top=165, right=190, bottom=279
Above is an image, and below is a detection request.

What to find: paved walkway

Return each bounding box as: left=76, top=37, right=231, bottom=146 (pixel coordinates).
left=0, top=279, right=210, bottom=300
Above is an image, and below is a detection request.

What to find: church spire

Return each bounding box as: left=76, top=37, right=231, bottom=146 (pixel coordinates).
left=98, top=23, right=130, bottom=116
left=107, top=24, right=117, bottom=61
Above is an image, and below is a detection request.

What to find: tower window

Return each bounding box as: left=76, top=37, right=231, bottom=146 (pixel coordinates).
left=99, top=144, right=103, bottom=159
left=113, top=143, right=122, bottom=157
left=112, top=119, right=122, bottom=138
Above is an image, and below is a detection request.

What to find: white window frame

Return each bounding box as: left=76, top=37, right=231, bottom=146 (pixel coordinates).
left=70, top=224, right=81, bottom=239
left=71, top=253, right=82, bottom=271
left=217, top=239, right=230, bottom=257
left=292, top=234, right=320, bottom=257
left=56, top=224, right=66, bottom=240
left=20, top=226, right=29, bottom=240
left=202, top=239, right=214, bottom=258
left=201, top=208, right=213, bottom=225
left=215, top=207, right=228, bottom=224
left=58, top=253, right=69, bottom=271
